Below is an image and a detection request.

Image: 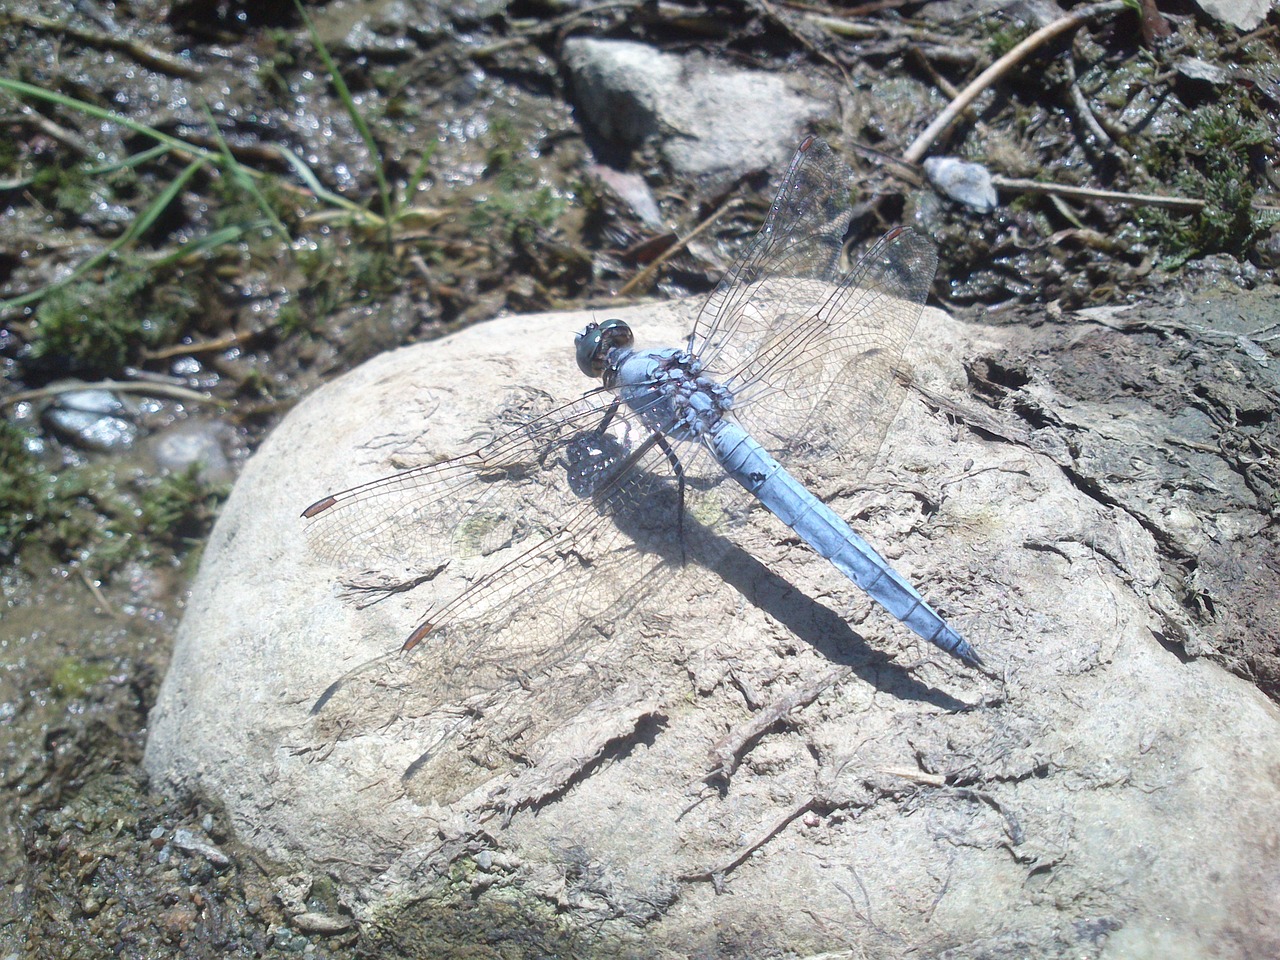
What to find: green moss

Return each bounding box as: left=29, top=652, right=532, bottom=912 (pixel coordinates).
left=46, top=463, right=124, bottom=565
left=476, top=182, right=567, bottom=247
left=0, top=419, right=46, bottom=557
left=129, top=465, right=226, bottom=552
left=1141, top=102, right=1277, bottom=266
left=29, top=264, right=198, bottom=375
left=0, top=429, right=225, bottom=571
left=291, top=238, right=399, bottom=331
left=0, top=136, right=20, bottom=177
left=208, top=165, right=297, bottom=237
left=984, top=18, right=1035, bottom=61
left=50, top=656, right=113, bottom=700
left=253, top=27, right=301, bottom=99
left=30, top=158, right=98, bottom=217
left=467, top=116, right=570, bottom=247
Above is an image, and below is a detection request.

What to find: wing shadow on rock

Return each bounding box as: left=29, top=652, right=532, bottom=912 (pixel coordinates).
left=305, top=425, right=967, bottom=803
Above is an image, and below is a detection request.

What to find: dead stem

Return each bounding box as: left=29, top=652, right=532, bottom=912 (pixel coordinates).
left=5, top=11, right=201, bottom=79
left=903, top=0, right=1129, bottom=164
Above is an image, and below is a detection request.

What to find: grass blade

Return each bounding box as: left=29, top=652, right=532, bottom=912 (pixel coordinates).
left=294, top=0, right=393, bottom=244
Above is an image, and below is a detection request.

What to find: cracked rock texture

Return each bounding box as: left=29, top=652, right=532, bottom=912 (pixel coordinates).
left=145, top=298, right=1280, bottom=958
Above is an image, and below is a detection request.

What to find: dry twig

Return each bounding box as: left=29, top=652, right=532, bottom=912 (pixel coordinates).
left=616, top=194, right=741, bottom=298
left=903, top=1, right=1129, bottom=164
left=78, top=568, right=123, bottom=621
left=991, top=176, right=1280, bottom=216
left=143, top=330, right=259, bottom=361
left=706, top=667, right=850, bottom=779
left=680, top=797, right=815, bottom=883
left=5, top=11, right=201, bottom=78
left=2, top=378, right=218, bottom=409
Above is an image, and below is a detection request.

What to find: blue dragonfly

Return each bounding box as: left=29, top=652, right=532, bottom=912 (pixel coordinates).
left=303, top=136, right=978, bottom=719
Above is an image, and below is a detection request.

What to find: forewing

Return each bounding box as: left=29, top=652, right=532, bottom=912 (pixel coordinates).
left=302, top=391, right=612, bottom=575
left=687, top=136, right=853, bottom=374
left=303, top=392, right=737, bottom=757
left=725, top=228, right=938, bottom=474
left=687, top=135, right=937, bottom=476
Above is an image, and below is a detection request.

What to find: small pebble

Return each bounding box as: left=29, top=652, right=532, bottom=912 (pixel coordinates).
left=923, top=156, right=998, bottom=213
left=150, top=420, right=234, bottom=485
left=44, top=405, right=138, bottom=452
left=172, top=826, right=231, bottom=867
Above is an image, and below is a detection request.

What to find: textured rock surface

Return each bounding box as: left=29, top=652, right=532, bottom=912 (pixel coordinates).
left=145, top=299, right=1280, bottom=958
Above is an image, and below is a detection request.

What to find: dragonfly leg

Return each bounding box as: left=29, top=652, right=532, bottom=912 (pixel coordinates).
left=593, top=396, right=622, bottom=435
left=653, top=432, right=688, bottom=565
left=587, top=396, right=688, bottom=563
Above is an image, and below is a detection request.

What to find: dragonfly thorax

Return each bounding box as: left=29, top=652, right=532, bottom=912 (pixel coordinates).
left=612, top=346, right=734, bottom=443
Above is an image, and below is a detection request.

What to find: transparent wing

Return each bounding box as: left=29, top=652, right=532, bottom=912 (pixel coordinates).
left=302, top=390, right=619, bottom=575
left=724, top=229, right=937, bottom=472
left=688, top=136, right=852, bottom=366
left=302, top=389, right=745, bottom=765
left=689, top=137, right=938, bottom=475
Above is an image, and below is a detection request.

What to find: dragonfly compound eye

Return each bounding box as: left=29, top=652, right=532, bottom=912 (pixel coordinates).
left=575, top=318, right=634, bottom=378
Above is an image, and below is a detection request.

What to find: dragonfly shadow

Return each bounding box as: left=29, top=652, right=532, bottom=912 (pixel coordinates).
left=603, top=465, right=969, bottom=713
left=717, top=545, right=969, bottom=711
left=310, top=427, right=967, bottom=797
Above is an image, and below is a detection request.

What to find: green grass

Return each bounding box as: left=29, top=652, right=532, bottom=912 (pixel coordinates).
left=0, top=36, right=431, bottom=313
left=467, top=115, right=569, bottom=247
left=50, top=656, right=114, bottom=700
left=28, top=265, right=197, bottom=375
left=0, top=16, right=413, bottom=567
left=0, top=3, right=449, bottom=407
left=0, top=6, right=522, bottom=572
left=287, top=238, right=401, bottom=333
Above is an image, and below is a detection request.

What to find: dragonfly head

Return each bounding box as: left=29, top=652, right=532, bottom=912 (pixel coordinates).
left=575, top=319, right=634, bottom=379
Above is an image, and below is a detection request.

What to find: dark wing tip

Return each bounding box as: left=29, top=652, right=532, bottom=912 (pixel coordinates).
left=402, top=621, right=434, bottom=652
left=302, top=495, right=338, bottom=519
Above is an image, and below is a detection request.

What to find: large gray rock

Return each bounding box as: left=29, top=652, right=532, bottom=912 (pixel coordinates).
left=563, top=38, right=830, bottom=178
left=1192, top=0, right=1274, bottom=30
left=145, top=299, right=1280, bottom=957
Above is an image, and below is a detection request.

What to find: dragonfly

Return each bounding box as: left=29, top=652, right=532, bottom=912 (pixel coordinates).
left=303, top=136, right=979, bottom=723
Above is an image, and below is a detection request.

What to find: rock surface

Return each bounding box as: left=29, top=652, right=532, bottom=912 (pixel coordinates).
left=145, top=299, right=1280, bottom=957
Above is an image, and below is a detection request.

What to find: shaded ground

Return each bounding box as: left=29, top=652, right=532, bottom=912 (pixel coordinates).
left=0, top=0, right=1276, bottom=956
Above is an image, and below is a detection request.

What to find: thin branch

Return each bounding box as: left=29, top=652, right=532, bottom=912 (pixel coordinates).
left=616, top=194, right=741, bottom=298
left=143, top=330, right=259, bottom=360
left=1062, top=52, right=1120, bottom=159
left=5, top=11, right=201, bottom=79
left=991, top=175, right=1280, bottom=215
left=78, top=568, right=124, bottom=621
left=680, top=797, right=815, bottom=882
left=903, top=1, right=1129, bottom=165
left=2, top=379, right=220, bottom=409
left=14, top=104, right=94, bottom=157
left=706, top=667, right=849, bottom=779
